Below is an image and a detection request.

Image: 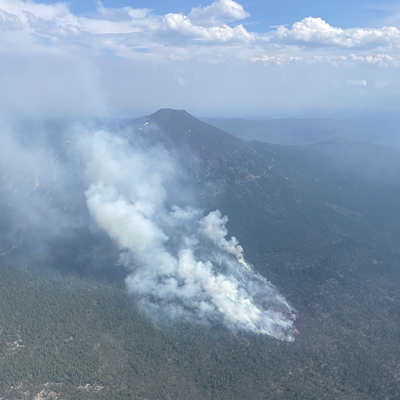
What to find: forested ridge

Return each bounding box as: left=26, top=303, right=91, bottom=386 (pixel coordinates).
left=1, top=248, right=399, bottom=400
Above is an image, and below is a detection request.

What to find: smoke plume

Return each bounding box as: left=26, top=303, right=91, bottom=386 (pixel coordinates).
left=78, top=130, right=296, bottom=341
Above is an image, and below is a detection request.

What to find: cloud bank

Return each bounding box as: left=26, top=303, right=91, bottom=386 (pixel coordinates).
left=1, top=0, right=399, bottom=55
left=78, top=130, right=296, bottom=341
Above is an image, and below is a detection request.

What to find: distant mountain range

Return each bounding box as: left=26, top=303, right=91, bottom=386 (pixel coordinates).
left=201, top=115, right=400, bottom=148
left=0, top=109, right=400, bottom=399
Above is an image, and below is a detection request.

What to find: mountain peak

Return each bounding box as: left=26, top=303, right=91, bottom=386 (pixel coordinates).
left=151, top=108, right=189, bottom=116
left=128, top=108, right=243, bottom=150
left=147, top=108, right=196, bottom=124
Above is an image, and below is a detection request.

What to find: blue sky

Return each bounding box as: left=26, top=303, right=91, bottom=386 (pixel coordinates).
left=51, top=0, right=398, bottom=29
left=0, top=0, right=400, bottom=118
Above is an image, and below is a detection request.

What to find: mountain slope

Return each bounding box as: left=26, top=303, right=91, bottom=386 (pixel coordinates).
left=0, top=110, right=400, bottom=398
left=201, top=115, right=400, bottom=147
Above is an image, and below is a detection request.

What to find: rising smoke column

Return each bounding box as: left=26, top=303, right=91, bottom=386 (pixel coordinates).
left=78, top=130, right=296, bottom=341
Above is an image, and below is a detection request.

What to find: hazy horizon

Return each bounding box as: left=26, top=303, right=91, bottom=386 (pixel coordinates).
left=1, top=0, right=400, bottom=118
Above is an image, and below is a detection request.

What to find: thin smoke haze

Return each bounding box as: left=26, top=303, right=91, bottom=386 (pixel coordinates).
left=78, top=130, right=296, bottom=341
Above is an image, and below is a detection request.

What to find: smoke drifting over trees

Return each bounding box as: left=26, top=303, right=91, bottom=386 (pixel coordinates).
left=79, top=130, right=296, bottom=341
left=0, top=120, right=296, bottom=341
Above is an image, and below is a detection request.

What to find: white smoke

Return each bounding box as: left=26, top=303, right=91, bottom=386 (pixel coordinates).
left=78, top=130, right=296, bottom=341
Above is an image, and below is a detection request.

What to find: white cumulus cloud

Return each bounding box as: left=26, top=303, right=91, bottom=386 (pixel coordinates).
left=350, top=53, right=397, bottom=67
left=250, top=55, right=303, bottom=66
left=273, top=17, right=400, bottom=49
left=188, top=0, right=250, bottom=26
left=163, top=12, right=254, bottom=42
left=0, top=9, right=23, bottom=30
left=0, top=1, right=399, bottom=58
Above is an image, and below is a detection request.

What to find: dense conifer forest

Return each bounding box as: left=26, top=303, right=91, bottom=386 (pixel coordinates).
left=1, top=111, right=400, bottom=399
